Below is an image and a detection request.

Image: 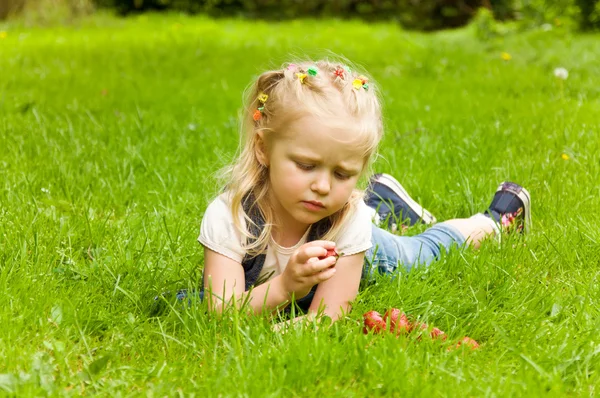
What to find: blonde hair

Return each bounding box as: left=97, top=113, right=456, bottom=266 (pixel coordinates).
left=217, top=58, right=383, bottom=256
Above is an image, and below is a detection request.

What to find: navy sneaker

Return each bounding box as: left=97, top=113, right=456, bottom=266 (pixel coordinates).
left=485, top=182, right=532, bottom=233
left=364, top=173, right=436, bottom=230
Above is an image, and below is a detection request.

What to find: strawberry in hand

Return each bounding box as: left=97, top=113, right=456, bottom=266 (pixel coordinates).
left=318, top=248, right=342, bottom=269
left=318, top=248, right=341, bottom=261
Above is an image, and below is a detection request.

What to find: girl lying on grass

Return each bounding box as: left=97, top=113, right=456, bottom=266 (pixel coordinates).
left=198, top=58, right=531, bottom=323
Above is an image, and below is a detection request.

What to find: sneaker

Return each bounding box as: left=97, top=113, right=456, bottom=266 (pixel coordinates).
left=364, top=173, right=437, bottom=230
left=485, top=182, right=531, bottom=233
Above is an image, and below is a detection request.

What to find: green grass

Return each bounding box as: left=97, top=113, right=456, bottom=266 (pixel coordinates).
left=1, top=13, right=600, bottom=396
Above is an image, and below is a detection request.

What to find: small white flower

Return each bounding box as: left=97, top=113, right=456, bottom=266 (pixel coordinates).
left=187, top=123, right=197, bottom=131
left=554, top=67, right=569, bottom=80
left=41, top=187, right=50, bottom=193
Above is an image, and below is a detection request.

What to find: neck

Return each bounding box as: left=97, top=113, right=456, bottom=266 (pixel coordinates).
left=266, top=191, right=311, bottom=247
left=272, top=224, right=310, bottom=247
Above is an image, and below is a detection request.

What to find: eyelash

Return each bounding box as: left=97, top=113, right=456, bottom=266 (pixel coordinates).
left=295, top=162, right=351, bottom=180
left=295, top=162, right=314, bottom=171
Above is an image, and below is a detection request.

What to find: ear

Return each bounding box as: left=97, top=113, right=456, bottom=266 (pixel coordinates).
left=254, top=130, right=270, bottom=167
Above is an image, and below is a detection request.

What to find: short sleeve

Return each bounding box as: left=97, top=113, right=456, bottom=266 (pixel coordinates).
left=198, top=194, right=245, bottom=263
left=334, top=200, right=373, bottom=256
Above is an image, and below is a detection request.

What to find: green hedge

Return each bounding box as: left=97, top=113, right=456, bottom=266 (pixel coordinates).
left=576, top=0, right=600, bottom=29
left=93, top=0, right=512, bottom=30
left=92, top=0, right=600, bottom=31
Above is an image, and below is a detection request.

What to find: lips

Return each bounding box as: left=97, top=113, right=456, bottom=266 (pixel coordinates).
left=305, top=200, right=324, bottom=208
left=302, top=200, right=325, bottom=212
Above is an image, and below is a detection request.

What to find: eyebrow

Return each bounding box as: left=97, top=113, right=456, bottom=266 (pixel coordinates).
left=292, top=154, right=362, bottom=173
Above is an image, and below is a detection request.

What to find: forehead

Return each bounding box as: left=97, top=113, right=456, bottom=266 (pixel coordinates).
left=280, top=116, right=366, bottom=168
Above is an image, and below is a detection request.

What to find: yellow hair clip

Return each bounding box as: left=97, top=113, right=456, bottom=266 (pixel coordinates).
left=296, top=73, right=307, bottom=84
left=258, top=93, right=268, bottom=103
left=353, top=76, right=369, bottom=90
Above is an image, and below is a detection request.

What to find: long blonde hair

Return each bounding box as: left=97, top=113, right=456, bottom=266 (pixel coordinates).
left=217, top=58, right=383, bottom=256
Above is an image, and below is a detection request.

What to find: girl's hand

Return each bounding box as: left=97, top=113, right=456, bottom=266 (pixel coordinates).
left=281, top=241, right=338, bottom=299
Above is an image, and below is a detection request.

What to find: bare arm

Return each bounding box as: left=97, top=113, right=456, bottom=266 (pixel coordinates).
left=271, top=251, right=365, bottom=331
left=203, top=247, right=290, bottom=314
left=307, top=251, right=365, bottom=321
left=203, top=240, right=339, bottom=314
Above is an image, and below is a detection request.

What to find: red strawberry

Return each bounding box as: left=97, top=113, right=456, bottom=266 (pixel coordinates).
left=384, top=308, right=412, bottom=335
left=430, top=327, right=447, bottom=341
left=413, top=321, right=428, bottom=332
left=363, top=311, right=386, bottom=334
left=411, top=322, right=447, bottom=341
left=318, top=248, right=340, bottom=261
left=412, top=322, right=431, bottom=341
left=451, top=336, right=480, bottom=350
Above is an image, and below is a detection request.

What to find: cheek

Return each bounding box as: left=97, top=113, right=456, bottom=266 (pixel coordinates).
left=287, top=170, right=310, bottom=192
left=333, top=179, right=358, bottom=201
left=271, top=163, right=303, bottom=191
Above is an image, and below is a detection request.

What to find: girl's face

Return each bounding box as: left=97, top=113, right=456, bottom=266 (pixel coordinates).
left=257, top=115, right=366, bottom=234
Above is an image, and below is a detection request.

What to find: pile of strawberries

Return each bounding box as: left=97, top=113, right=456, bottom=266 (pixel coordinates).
left=363, top=308, right=479, bottom=350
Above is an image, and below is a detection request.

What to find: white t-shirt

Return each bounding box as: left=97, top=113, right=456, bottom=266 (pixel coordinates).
left=198, top=192, right=373, bottom=285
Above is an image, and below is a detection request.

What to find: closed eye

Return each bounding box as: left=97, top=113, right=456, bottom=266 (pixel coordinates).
left=335, top=171, right=352, bottom=180
left=295, top=162, right=315, bottom=171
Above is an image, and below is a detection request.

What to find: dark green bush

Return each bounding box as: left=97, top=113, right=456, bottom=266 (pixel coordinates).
left=94, top=0, right=502, bottom=30
left=86, top=0, right=600, bottom=31
left=576, top=0, right=600, bottom=29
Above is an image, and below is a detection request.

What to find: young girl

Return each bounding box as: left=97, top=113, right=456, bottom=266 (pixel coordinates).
left=198, top=59, right=531, bottom=321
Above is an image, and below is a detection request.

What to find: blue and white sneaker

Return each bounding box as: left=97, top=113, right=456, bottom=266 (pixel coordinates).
left=364, top=173, right=436, bottom=231
left=485, top=182, right=532, bottom=233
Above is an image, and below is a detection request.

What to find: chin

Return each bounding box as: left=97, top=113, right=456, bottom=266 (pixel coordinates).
left=294, top=211, right=325, bottom=225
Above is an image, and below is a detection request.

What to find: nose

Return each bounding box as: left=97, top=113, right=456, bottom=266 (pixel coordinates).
left=311, top=171, right=330, bottom=195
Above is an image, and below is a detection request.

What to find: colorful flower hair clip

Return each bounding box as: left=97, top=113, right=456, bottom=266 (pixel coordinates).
left=352, top=76, right=369, bottom=91
left=307, top=66, right=318, bottom=76
left=334, top=68, right=345, bottom=79
left=296, top=72, right=308, bottom=84
left=257, top=92, right=269, bottom=103
left=287, top=63, right=297, bottom=71
left=253, top=93, right=268, bottom=121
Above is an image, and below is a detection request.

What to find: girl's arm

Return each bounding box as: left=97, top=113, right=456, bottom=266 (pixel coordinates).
left=203, top=248, right=289, bottom=314
left=307, top=251, right=365, bottom=321
left=203, top=241, right=339, bottom=314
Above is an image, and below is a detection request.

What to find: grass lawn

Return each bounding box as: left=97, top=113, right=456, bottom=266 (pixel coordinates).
left=1, top=13, right=600, bottom=396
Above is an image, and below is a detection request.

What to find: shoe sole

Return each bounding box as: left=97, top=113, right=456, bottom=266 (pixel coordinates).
left=496, top=182, right=532, bottom=233
left=373, top=174, right=437, bottom=225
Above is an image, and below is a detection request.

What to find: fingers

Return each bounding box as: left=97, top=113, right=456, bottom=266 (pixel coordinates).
left=282, top=241, right=339, bottom=297
left=292, top=254, right=337, bottom=278
left=311, top=266, right=337, bottom=284
left=296, top=246, right=327, bottom=264
left=296, top=241, right=336, bottom=263
left=306, top=256, right=337, bottom=274
left=299, top=247, right=328, bottom=263
left=303, top=240, right=336, bottom=248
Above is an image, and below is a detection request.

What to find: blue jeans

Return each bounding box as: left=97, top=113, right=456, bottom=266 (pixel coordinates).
left=363, top=223, right=466, bottom=278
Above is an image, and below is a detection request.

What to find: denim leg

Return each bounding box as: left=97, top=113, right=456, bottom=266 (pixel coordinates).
left=363, top=223, right=466, bottom=278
